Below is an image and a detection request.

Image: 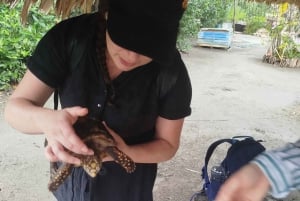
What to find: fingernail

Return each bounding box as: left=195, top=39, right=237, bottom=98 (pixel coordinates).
left=81, top=147, right=94, bottom=155
left=88, top=149, right=94, bottom=155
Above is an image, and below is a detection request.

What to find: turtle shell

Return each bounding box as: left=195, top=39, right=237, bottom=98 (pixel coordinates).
left=48, top=117, right=136, bottom=191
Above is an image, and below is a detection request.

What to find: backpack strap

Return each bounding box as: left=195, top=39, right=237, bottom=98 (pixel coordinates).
left=53, top=88, right=59, bottom=110
left=201, top=136, right=256, bottom=189
left=202, top=138, right=233, bottom=186
left=45, top=88, right=60, bottom=176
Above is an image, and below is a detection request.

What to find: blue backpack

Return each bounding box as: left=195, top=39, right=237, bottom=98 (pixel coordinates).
left=190, top=136, right=266, bottom=201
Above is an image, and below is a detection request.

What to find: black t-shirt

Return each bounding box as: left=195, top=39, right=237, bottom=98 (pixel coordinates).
left=27, top=12, right=192, bottom=145
left=26, top=13, right=192, bottom=201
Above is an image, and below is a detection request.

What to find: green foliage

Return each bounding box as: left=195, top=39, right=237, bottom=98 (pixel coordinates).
left=226, top=1, right=270, bottom=21
left=225, top=1, right=271, bottom=34
left=0, top=3, right=56, bottom=91
left=178, top=0, right=228, bottom=51
left=279, top=36, right=300, bottom=59
left=275, top=29, right=300, bottom=59
left=195, top=0, right=228, bottom=28
left=244, top=16, right=267, bottom=34
left=226, top=6, right=247, bottom=22
left=268, top=19, right=300, bottom=60
left=177, top=1, right=202, bottom=51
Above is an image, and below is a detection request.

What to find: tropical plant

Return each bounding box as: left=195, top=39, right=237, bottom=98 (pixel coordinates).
left=244, top=16, right=268, bottom=34
left=262, top=4, right=300, bottom=67
left=0, top=3, right=56, bottom=91
left=226, top=0, right=271, bottom=33
left=177, top=0, right=229, bottom=51
left=177, top=0, right=202, bottom=51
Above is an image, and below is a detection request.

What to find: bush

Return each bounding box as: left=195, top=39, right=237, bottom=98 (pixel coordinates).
left=279, top=35, right=300, bottom=59
left=177, top=1, right=202, bottom=52
left=0, top=3, right=56, bottom=91
left=177, top=0, right=228, bottom=52
left=244, top=16, right=267, bottom=34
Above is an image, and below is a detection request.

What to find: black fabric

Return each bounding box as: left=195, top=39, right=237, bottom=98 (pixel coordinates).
left=107, top=0, right=185, bottom=65
left=53, top=162, right=157, bottom=201
left=26, top=13, right=192, bottom=201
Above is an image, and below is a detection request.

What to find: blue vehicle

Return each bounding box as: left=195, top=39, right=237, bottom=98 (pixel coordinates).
left=197, top=28, right=233, bottom=49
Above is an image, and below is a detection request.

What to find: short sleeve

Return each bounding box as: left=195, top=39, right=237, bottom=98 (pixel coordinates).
left=26, top=20, right=72, bottom=88
left=158, top=54, right=192, bottom=119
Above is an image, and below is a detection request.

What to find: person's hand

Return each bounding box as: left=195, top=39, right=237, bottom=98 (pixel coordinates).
left=102, top=122, right=131, bottom=162
left=215, top=163, right=270, bottom=201
left=43, top=106, right=93, bottom=165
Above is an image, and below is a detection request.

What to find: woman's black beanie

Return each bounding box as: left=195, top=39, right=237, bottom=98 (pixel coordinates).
left=107, top=0, right=187, bottom=65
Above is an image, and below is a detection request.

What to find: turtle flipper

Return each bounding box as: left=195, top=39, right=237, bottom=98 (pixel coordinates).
left=48, top=163, right=73, bottom=192
left=106, top=146, right=136, bottom=173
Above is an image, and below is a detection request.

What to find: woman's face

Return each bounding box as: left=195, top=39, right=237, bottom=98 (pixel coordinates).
left=106, top=31, right=153, bottom=71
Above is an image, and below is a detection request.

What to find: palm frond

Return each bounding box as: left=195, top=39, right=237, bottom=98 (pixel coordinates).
left=1, top=0, right=100, bottom=24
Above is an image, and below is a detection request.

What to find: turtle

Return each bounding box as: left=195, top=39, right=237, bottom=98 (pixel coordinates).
left=47, top=117, right=136, bottom=192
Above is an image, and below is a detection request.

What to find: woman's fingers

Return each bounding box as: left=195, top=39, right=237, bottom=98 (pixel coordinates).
left=51, top=142, right=81, bottom=165
left=57, top=121, right=93, bottom=155
left=45, top=129, right=93, bottom=165
left=45, top=141, right=81, bottom=165
left=102, top=121, right=130, bottom=157
left=41, top=107, right=95, bottom=165
left=102, top=122, right=122, bottom=143
left=44, top=145, right=59, bottom=162
left=64, top=107, right=88, bottom=123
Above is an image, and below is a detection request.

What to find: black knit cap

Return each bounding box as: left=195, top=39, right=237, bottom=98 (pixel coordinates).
left=107, top=0, right=187, bottom=65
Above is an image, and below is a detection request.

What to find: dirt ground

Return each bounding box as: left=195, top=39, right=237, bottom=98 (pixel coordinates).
left=1, top=33, right=300, bottom=201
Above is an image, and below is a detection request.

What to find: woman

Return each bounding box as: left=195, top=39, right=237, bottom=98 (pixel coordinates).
left=4, top=0, right=192, bottom=200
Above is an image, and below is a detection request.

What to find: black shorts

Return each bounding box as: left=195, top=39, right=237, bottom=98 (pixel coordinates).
left=53, top=162, right=157, bottom=201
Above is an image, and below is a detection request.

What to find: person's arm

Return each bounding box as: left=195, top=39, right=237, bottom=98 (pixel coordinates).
left=215, top=139, right=300, bottom=201
left=105, top=116, right=184, bottom=163
left=5, top=70, right=55, bottom=133
left=252, top=139, right=300, bottom=199
left=4, top=70, right=93, bottom=165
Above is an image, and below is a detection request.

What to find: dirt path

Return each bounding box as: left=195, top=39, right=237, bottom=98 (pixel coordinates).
left=155, top=34, right=300, bottom=201
left=1, top=33, right=300, bottom=201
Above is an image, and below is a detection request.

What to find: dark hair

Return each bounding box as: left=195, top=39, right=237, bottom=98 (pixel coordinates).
left=96, top=0, right=115, bottom=106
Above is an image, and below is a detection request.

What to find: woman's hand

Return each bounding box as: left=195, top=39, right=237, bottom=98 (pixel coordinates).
left=4, top=71, right=93, bottom=165
left=43, top=107, right=93, bottom=165
left=101, top=122, right=130, bottom=162
left=101, top=117, right=184, bottom=164
left=103, top=122, right=128, bottom=151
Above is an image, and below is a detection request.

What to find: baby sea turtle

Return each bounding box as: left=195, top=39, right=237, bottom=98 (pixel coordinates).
left=48, top=117, right=136, bottom=191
